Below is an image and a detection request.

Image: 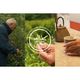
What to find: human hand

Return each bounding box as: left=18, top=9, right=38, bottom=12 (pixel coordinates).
left=16, top=48, right=20, bottom=53
left=37, top=43, right=55, bottom=65
left=64, top=40, right=80, bottom=56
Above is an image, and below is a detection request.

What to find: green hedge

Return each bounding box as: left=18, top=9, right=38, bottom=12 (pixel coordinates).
left=25, top=18, right=55, bottom=66
left=0, top=14, right=25, bottom=66
left=25, top=14, right=55, bottom=20
left=25, top=18, right=55, bottom=37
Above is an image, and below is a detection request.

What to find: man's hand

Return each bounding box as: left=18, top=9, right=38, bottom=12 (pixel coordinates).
left=16, top=49, right=20, bottom=53
left=64, top=40, right=80, bottom=56
left=37, top=43, right=55, bottom=66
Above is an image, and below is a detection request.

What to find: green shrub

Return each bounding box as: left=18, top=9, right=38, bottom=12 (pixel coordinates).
left=25, top=18, right=55, bottom=66
left=25, top=18, right=55, bottom=37
left=25, top=14, right=55, bottom=20
left=0, top=14, right=25, bottom=66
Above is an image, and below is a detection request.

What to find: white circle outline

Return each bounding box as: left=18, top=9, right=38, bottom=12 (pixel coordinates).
left=28, top=27, right=51, bottom=51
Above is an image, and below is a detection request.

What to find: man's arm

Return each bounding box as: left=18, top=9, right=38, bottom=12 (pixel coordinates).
left=0, top=28, right=17, bottom=54
left=0, top=41, right=17, bottom=54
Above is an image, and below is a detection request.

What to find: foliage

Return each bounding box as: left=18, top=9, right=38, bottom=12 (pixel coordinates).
left=25, top=16, right=55, bottom=66
left=0, top=14, right=25, bottom=66
left=25, top=14, right=56, bottom=20
left=25, top=18, right=55, bottom=37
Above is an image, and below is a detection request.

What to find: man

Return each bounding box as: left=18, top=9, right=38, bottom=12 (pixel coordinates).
left=37, top=43, right=55, bottom=66
left=0, top=18, right=19, bottom=66
left=64, top=40, right=80, bottom=56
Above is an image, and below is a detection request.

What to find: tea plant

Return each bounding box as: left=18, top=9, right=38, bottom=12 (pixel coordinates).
left=25, top=18, right=55, bottom=66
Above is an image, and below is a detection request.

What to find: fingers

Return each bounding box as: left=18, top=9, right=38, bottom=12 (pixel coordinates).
left=39, top=52, right=55, bottom=65
left=39, top=43, right=48, bottom=50
left=65, top=45, right=80, bottom=56
left=47, top=44, right=55, bottom=53
left=36, top=44, right=43, bottom=52
left=64, top=40, right=80, bottom=54
left=37, top=43, right=55, bottom=54
left=65, top=45, right=80, bottom=53
left=65, top=45, right=77, bottom=53
left=66, top=52, right=80, bottom=56
left=36, top=43, right=55, bottom=65
left=37, top=43, right=55, bottom=55
left=64, top=40, right=77, bottom=48
left=16, top=48, right=19, bottom=53
left=64, top=40, right=80, bottom=48
left=37, top=43, right=49, bottom=52
left=49, top=44, right=55, bottom=51
left=66, top=52, right=77, bottom=56
left=64, top=40, right=80, bottom=56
